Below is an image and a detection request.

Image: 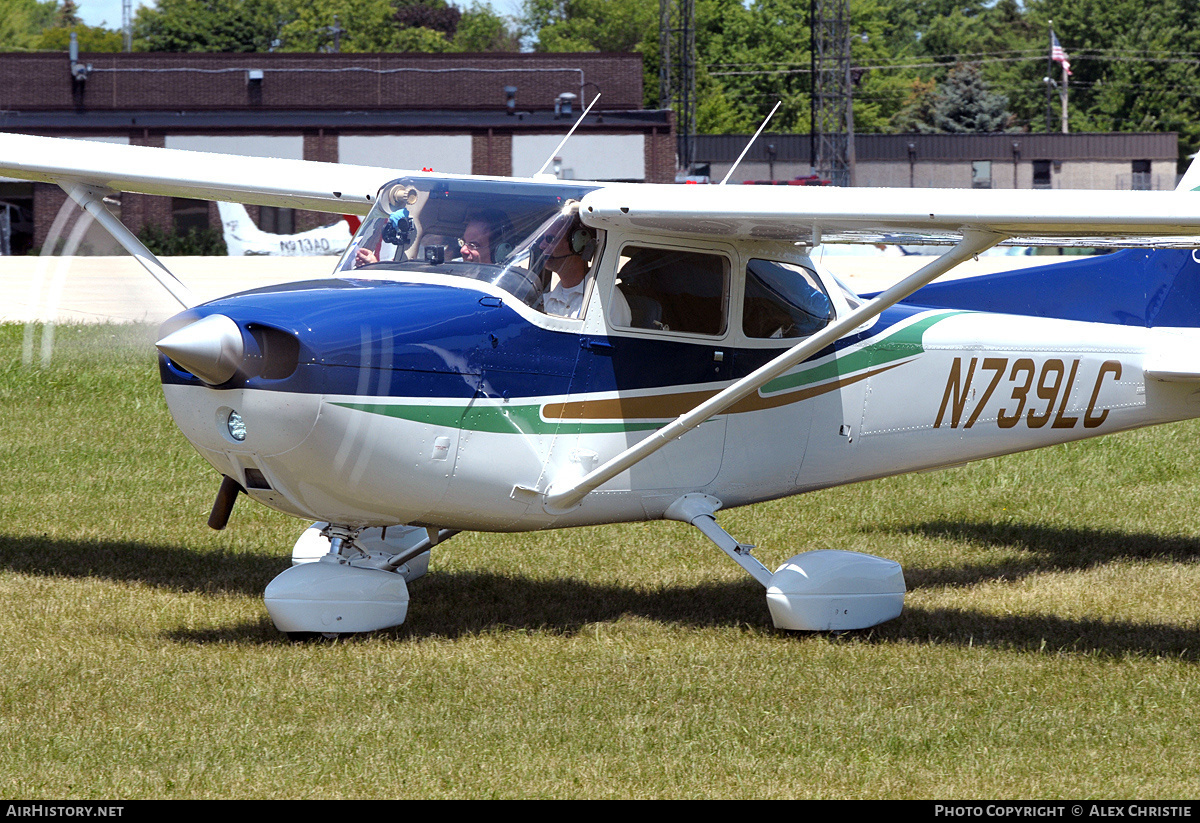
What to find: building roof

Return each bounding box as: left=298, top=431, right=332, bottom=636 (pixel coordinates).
left=693, top=132, right=1179, bottom=163
left=0, top=108, right=671, bottom=134
left=0, top=51, right=645, bottom=113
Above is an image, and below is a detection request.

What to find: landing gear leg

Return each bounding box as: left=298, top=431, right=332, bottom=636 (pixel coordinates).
left=665, top=493, right=906, bottom=631
left=665, top=494, right=773, bottom=585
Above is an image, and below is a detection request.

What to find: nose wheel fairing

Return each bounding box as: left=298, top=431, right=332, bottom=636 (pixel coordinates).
left=265, top=523, right=449, bottom=635
left=265, top=559, right=411, bottom=635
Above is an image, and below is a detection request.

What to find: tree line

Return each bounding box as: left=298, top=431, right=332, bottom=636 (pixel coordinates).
left=4, top=0, right=1199, bottom=157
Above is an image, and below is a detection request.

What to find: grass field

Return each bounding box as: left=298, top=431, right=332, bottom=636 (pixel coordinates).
left=2, top=321, right=1200, bottom=798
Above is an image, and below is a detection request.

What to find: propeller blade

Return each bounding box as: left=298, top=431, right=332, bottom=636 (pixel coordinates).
left=208, top=475, right=243, bottom=530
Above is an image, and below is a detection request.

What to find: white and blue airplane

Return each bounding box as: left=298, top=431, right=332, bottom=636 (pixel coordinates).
left=3, top=132, right=1200, bottom=637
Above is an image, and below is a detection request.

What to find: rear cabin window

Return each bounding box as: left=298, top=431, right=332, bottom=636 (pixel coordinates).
left=614, top=246, right=729, bottom=336
left=742, top=259, right=834, bottom=339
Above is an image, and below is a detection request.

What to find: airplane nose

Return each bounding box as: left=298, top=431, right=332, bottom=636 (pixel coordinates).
left=156, top=313, right=244, bottom=385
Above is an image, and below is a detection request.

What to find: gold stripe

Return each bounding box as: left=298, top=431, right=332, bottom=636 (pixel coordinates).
left=543, top=361, right=908, bottom=422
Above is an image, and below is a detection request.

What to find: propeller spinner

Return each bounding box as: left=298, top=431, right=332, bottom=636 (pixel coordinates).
left=156, top=313, right=244, bottom=385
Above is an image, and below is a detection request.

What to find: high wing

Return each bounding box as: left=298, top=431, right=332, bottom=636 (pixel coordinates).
left=0, top=133, right=395, bottom=216
left=9, top=133, right=1197, bottom=247
left=579, top=183, right=1200, bottom=248
left=0, top=133, right=408, bottom=308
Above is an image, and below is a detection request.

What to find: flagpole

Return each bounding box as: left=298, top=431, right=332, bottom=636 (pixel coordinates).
left=1046, top=22, right=1055, bottom=132
left=1049, top=22, right=1071, bottom=134
left=1060, top=61, right=1069, bottom=133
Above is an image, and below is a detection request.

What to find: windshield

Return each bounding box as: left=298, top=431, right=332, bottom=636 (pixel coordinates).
left=338, top=175, right=599, bottom=307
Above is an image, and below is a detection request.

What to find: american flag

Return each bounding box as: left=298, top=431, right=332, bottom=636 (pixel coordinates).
left=1051, top=31, right=1073, bottom=75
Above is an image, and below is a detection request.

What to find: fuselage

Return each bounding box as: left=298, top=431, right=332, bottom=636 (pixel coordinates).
left=158, top=267, right=1200, bottom=533
left=156, top=174, right=1200, bottom=534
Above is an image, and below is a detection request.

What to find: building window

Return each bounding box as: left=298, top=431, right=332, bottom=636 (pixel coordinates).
left=259, top=206, right=295, bottom=234
left=971, top=160, right=992, bottom=189
left=1131, top=159, right=1152, bottom=191
left=1032, top=160, right=1052, bottom=189
left=172, top=198, right=209, bottom=234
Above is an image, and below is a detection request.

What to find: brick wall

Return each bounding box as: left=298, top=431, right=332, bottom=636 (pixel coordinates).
left=0, top=52, right=644, bottom=113
left=9, top=51, right=669, bottom=247
left=644, top=112, right=677, bottom=183
left=472, top=131, right=513, bottom=176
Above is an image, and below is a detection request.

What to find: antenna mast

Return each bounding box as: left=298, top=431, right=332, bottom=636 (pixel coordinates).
left=810, top=0, right=855, bottom=186
left=122, top=0, right=132, bottom=52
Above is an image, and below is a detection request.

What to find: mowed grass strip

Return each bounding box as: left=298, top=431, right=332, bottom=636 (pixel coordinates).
left=2, top=322, right=1200, bottom=798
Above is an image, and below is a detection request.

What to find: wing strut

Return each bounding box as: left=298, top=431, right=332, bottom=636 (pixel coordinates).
left=541, top=229, right=1005, bottom=512
left=59, top=180, right=196, bottom=309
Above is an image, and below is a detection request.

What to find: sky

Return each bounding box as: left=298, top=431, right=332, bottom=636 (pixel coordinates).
left=75, top=0, right=141, bottom=29
left=75, top=0, right=526, bottom=31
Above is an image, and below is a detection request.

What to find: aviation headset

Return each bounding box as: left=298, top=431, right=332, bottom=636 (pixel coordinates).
left=569, top=224, right=596, bottom=260
left=559, top=200, right=597, bottom=262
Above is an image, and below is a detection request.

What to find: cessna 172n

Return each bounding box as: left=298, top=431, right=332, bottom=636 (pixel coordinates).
left=3, top=132, right=1200, bottom=637
left=216, top=201, right=353, bottom=258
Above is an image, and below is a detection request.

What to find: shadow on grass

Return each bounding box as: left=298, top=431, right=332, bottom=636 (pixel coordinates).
left=172, top=571, right=770, bottom=645
left=6, top=530, right=1199, bottom=659
left=181, top=587, right=1200, bottom=661
left=0, top=532, right=767, bottom=641
left=878, top=606, right=1200, bottom=661
left=886, top=519, right=1200, bottom=590
left=857, top=519, right=1200, bottom=659
left=0, top=533, right=283, bottom=596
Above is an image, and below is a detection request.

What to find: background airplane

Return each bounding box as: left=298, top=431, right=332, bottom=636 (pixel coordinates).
left=216, top=202, right=353, bottom=258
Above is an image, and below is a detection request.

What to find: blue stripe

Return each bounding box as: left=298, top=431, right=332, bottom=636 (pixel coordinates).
left=904, top=248, right=1200, bottom=328
left=159, top=279, right=929, bottom=399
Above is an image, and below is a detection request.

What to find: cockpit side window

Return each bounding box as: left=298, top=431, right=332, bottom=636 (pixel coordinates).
left=742, top=259, right=834, bottom=339
left=613, top=245, right=730, bottom=336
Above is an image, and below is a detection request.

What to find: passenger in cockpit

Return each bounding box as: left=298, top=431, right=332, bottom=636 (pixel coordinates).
left=355, top=209, right=510, bottom=267
left=458, top=209, right=511, bottom=265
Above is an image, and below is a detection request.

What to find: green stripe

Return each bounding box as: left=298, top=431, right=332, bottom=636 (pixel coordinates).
left=331, top=399, right=662, bottom=435
left=761, top=310, right=960, bottom=395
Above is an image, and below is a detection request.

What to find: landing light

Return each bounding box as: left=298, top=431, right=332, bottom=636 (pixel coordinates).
left=227, top=410, right=246, bottom=442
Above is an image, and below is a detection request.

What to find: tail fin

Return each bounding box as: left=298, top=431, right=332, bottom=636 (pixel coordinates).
left=216, top=201, right=351, bottom=257
left=217, top=202, right=271, bottom=256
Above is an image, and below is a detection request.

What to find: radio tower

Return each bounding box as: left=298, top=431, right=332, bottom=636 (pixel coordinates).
left=810, top=0, right=855, bottom=186
left=659, top=0, right=696, bottom=175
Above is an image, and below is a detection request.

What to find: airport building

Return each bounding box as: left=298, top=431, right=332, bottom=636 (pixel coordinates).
left=693, top=132, right=1180, bottom=190
left=0, top=51, right=675, bottom=253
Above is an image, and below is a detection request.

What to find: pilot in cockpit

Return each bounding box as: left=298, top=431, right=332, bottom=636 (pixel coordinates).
left=538, top=212, right=631, bottom=325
